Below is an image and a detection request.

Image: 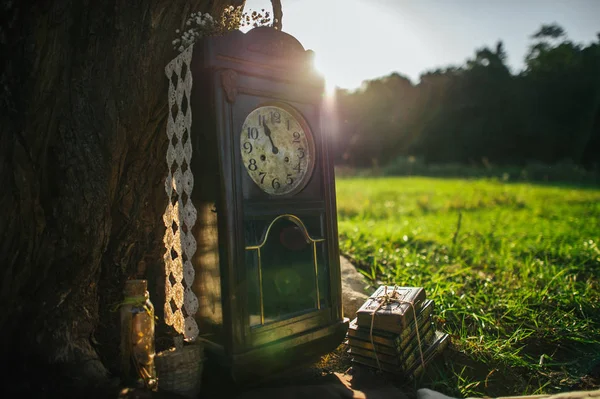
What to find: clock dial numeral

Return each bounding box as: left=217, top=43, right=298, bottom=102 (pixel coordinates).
left=258, top=114, right=266, bottom=126
left=271, top=111, right=281, bottom=123
left=243, top=142, right=253, bottom=154
left=287, top=119, right=290, bottom=130
left=247, top=127, right=259, bottom=140
left=297, top=148, right=305, bottom=159
left=259, top=171, right=266, bottom=184
left=271, top=178, right=280, bottom=189
left=292, top=131, right=301, bottom=143
left=248, top=158, right=258, bottom=171
left=286, top=174, right=294, bottom=185
left=293, top=163, right=302, bottom=173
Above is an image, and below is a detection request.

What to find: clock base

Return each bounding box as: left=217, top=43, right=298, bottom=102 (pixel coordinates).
left=233, top=318, right=349, bottom=384
left=200, top=318, right=349, bottom=387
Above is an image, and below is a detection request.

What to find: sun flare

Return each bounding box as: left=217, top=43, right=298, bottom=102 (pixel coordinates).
left=313, top=53, right=337, bottom=98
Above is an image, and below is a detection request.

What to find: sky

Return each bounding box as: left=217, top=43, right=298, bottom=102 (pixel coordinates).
left=243, top=0, right=600, bottom=90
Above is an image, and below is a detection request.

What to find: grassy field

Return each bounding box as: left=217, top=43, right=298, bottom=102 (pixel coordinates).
left=335, top=177, right=600, bottom=397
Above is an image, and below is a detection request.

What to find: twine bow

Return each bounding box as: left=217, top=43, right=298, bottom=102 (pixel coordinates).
left=111, top=295, right=152, bottom=314
left=368, top=286, right=425, bottom=374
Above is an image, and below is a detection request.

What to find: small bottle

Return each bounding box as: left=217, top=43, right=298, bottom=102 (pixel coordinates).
left=120, top=279, right=157, bottom=389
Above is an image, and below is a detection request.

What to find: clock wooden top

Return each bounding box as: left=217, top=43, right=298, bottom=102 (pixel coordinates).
left=199, top=27, right=321, bottom=86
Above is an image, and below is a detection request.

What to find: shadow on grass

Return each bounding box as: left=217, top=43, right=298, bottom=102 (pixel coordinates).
left=416, top=345, right=547, bottom=398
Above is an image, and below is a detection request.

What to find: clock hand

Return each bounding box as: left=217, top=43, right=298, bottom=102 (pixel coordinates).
left=262, top=122, right=279, bottom=154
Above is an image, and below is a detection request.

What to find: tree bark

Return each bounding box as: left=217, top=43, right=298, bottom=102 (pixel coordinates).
left=0, top=0, right=243, bottom=394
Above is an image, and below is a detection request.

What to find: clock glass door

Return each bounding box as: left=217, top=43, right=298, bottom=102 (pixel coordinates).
left=245, top=215, right=330, bottom=328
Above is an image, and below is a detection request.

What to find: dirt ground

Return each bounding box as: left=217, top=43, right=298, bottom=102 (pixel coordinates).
left=114, top=341, right=599, bottom=399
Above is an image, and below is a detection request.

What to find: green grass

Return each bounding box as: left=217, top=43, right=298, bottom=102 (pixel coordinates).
left=336, top=177, right=600, bottom=397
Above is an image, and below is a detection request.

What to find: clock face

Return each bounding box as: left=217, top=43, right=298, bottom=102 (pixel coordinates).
left=240, top=104, right=315, bottom=196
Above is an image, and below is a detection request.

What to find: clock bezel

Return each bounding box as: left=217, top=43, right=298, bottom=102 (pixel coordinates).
left=240, top=101, right=317, bottom=197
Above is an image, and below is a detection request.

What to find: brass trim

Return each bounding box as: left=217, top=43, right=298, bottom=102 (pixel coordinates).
left=313, top=242, right=320, bottom=310
left=245, top=214, right=325, bottom=325
left=245, top=214, right=324, bottom=250
left=257, top=248, right=264, bottom=325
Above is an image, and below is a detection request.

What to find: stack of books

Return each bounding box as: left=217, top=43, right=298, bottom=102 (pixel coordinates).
left=346, top=285, right=449, bottom=378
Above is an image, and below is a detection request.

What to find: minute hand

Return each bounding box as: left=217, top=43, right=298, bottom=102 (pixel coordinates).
left=263, top=123, right=279, bottom=154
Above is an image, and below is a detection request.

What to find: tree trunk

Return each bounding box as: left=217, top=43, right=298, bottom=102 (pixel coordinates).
left=0, top=0, right=243, bottom=394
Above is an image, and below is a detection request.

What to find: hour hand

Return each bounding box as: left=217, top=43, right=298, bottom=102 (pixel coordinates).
left=262, top=122, right=279, bottom=154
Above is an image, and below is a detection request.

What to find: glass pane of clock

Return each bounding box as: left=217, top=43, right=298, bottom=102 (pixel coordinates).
left=245, top=215, right=331, bottom=327
left=261, top=218, right=317, bottom=322
left=246, top=250, right=261, bottom=327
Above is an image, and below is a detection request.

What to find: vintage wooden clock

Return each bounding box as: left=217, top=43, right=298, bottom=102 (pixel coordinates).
left=164, top=27, right=347, bottom=382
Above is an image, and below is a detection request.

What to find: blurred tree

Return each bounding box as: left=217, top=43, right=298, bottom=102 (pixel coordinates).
left=333, top=24, right=600, bottom=170
left=531, top=23, right=566, bottom=40
left=523, top=24, right=600, bottom=164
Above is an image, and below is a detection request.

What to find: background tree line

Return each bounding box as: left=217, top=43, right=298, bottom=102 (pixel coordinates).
left=333, top=24, right=600, bottom=172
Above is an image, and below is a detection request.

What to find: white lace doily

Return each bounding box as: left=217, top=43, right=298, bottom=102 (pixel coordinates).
left=163, top=44, right=199, bottom=340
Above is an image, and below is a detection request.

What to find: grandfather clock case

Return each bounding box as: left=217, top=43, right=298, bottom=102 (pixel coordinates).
left=186, top=28, right=347, bottom=381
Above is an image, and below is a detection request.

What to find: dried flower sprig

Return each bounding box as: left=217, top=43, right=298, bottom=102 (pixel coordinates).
left=172, top=6, right=273, bottom=53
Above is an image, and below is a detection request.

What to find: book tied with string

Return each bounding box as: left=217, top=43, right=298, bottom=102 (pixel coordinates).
left=348, top=286, right=450, bottom=379
left=348, top=319, right=436, bottom=370
left=350, top=330, right=450, bottom=378
left=348, top=299, right=435, bottom=349
left=356, top=285, right=426, bottom=333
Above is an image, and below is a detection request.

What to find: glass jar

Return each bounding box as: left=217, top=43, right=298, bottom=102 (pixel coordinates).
left=120, top=279, right=157, bottom=389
